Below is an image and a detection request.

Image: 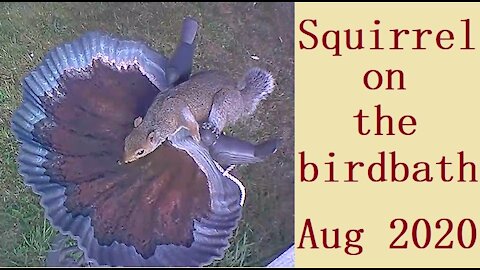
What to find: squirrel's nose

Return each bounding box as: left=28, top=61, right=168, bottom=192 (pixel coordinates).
left=122, top=153, right=132, bottom=164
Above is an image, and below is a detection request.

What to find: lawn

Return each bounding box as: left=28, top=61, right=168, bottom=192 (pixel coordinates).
left=0, top=2, right=294, bottom=266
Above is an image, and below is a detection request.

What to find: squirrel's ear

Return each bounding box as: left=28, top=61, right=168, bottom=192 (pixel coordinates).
left=134, top=116, right=143, bottom=128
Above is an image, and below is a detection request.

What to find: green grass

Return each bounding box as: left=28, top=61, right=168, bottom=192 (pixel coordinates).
left=9, top=219, right=56, bottom=266
left=0, top=2, right=294, bottom=266
left=212, top=221, right=255, bottom=267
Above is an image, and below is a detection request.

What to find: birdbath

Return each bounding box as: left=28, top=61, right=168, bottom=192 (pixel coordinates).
left=10, top=18, right=247, bottom=267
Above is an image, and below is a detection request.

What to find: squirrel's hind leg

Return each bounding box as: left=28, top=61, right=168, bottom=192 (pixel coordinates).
left=207, top=88, right=244, bottom=133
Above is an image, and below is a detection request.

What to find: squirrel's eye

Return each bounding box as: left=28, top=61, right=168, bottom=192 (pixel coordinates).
left=136, top=149, right=145, bottom=156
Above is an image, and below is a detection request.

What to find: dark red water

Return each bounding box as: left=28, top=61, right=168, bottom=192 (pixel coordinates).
left=32, top=59, right=211, bottom=258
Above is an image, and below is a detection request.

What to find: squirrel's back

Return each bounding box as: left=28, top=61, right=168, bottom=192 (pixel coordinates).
left=159, top=67, right=274, bottom=125
left=172, top=70, right=237, bottom=121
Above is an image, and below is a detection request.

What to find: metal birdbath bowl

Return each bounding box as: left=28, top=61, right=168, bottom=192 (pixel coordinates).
left=10, top=18, right=247, bottom=267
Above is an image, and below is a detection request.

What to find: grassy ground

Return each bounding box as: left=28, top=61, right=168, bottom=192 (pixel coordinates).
left=0, top=2, right=294, bottom=266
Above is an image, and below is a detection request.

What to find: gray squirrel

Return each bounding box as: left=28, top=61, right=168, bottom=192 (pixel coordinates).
left=123, top=67, right=276, bottom=164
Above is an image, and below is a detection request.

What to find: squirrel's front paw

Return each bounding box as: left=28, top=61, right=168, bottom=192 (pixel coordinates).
left=201, top=121, right=220, bottom=138
left=192, top=132, right=201, bottom=143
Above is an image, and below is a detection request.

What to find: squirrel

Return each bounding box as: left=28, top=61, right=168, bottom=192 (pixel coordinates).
left=123, top=67, right=275, bottom=163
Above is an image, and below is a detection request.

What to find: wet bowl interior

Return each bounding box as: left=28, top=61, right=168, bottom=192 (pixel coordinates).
left=11, top=31, right=243, bottom=267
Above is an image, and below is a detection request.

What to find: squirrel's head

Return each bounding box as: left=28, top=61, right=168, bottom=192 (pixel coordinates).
left=123, top=116, right=166, bottom=163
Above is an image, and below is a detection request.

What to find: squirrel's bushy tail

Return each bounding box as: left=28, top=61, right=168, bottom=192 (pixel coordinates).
left=238, top=67, right=275, bottom=115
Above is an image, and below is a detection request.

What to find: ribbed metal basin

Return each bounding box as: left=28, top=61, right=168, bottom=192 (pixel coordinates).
left=10, top=31, right=243, bottom=266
